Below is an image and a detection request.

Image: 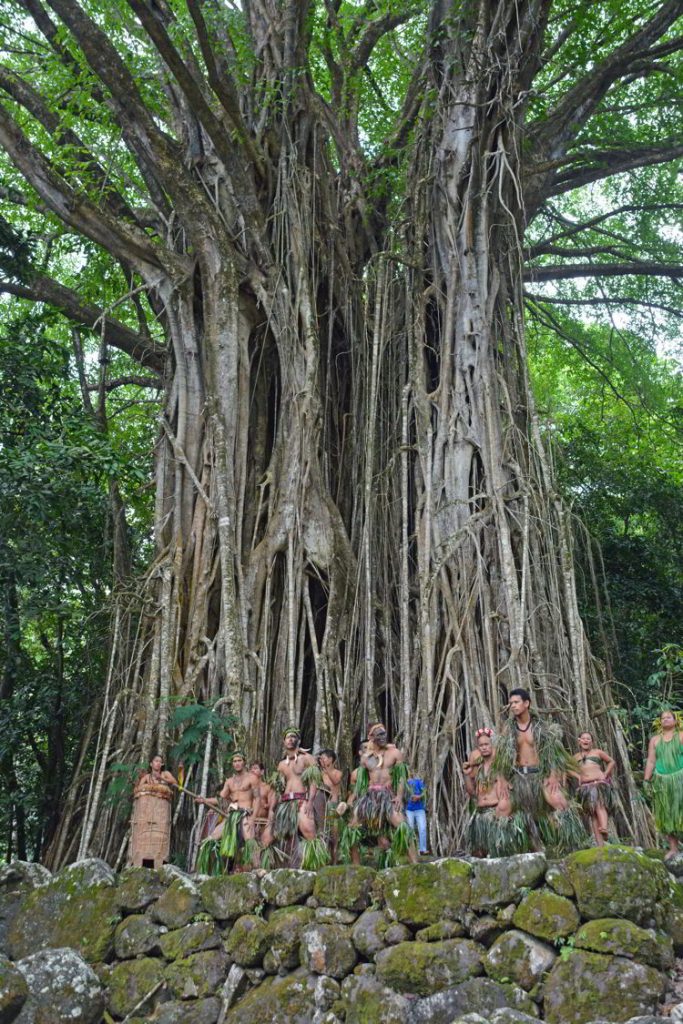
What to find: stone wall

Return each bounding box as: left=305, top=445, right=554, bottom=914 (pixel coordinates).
left=0, top=847, right=682, bottom=1024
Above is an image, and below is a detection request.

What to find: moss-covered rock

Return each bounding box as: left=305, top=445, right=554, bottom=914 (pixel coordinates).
left=351, top=910, right=389, bottom=957
left=0, top=955, right=27, bottom=1024
left=115, top=867, right=165, bottom=912
left=573, top=917, right=673, bottom=970
left=0, top=862, right=52, bottom=958
left=384, top=922, right=411, bottom=944
left=201, top=874, right=262, bottom=921
left=375, top=939, right=484, bottom=996
left=312, top=867, right=376, bottom=912
left=484, top=929, right=556, bottom=990
left=113, top=914, right=162, bottom=959
left=262, top=906, right=314, bottom=973
left=224, top=914, right=270, bottom=967
left=222, top=967, right=336, bottom=1023
left=299, top=922, right=358, bottom=979
left=544, top=861, right=575, bottom=898
left=7, top=861, right=120, bottom=963
left=14, top=948, right=103, bottom=1024
left=341, top=974, right=410, bottom=1024
left=468, top=914, right=504, bottom=946
left=543, top=949, right=665, bottom=1024
left=470, top=854, right=547, bottom=911
left=512, top=888, right=580, bottom=941
left=159, top=920, right=222, bottom=960
left=315, top=906, right=358, bottom=924
left=415, top=920, right=466, bottom=942
left=564, top=845, right=671, bottom=928
left=381, top=859, right=471, bottom=928
left=409, top=977, right=538, bottom=1023
left=107, top=956, right=166, bottom=1018
left=164, top=950, right=230, bottom=999
left=666, top=905, right=683, bottom=954
left=261, top=870, right=316, bottom=907
left=150, top=876, right=201, bottom=929
left=154, top=997, right=221, bottom=1024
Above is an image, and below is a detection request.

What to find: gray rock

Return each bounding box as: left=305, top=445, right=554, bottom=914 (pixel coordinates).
left=351, top=910, right=389, bottom=957
left=15, top=948, right=103, bottom=1024
left=107, top=957, right=166, bottom=1018
left=58, top=857, right=116, bottom=888
left=201, top=874, right=262, bottom=921
left=114, top=914, right=162, bottom=959
left=409, top=977, right=538, bottom=1023
left=484, top=929, right=556, bottom=990
left=154, top=997, right=221, bottom=1023
left=545, top=861, right=575, bottom=897
left=262, top=906, right=314, bottom=973
left=543, top=950, right=665, bottom=1024
left=384, top=922, right=411, bottom=944
left=468, top=915, right=503, bottom=946
left=159, top=920, right=222, bottom=960
left=315, top=906, right=358, bottom=924
left=375, top=939, right=485, bottom=996
left=221, top=967, right=332, bottom=1023
left=299, top=922, right=357, bottom=979
left=224, top=914, right=270, bottom=967
left=470, top=854, right=547, bottom=911
left=165, top=949, right=230, bottom=1000
left=151, top=876, right=202, bottom=928
left=115, top=866, right=166, bottom=911
left=415, top=920, right=466, bottom=942
left=671, top=1005, right=683, bottom=1024
left=490, top=1010, right=541, bottom=1024
left=313, top=867, right=376, bottom=912
left=219, top=963, right=250, bottom=1010
left=381, top=859, right=471, bottom=928
left=0, top=955, right=28, bottom=1024
left=261, top=869, right=316, bottom=907
left=0, top=863, right=51, bottom=891
left=564, top=846, right=671, bottom=929
left=341, top=973, right=411, bottom=1024
left=159, top=864, right=195, bottom=886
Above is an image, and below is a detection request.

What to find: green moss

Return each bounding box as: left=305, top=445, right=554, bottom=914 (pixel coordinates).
left=107, top=957, right=166, bottom=1018
left=158, top=920, right=221, bottom=960
left=381, top=859, right=471, bottom=928
left=313, top=866, right=376, bottom=911
left=483, top=929, right=557, bottom=990
left=224, top=914, right=270, bottom=967
left=565, top=845, right=672, bottom=928
left=574, top=917, right=673, bottom=969
left=164, top=950, right=229, bottom=999
left=415, top=920, right=465, bottom=941
left=200, top=873, right=261, bottom=920
left=262, top=906, right=314, bottom=971
left=375, top=938, right=484, bottom=996
left=150, top=878, right=200, bottom=929
left=115, top=867, right=165, bottom=912
left=543, top=949, right=665, bottom=1024
left=222, top=967, right=323, bottom=1023
left=342, top=974, right=410, bottom=1024
left=512, top=889, right=579, bottom=941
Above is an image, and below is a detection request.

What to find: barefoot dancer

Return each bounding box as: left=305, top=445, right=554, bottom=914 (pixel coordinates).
left=195, top=752, right=260, bottom=872
left=644, top=709, right=683, bottom=860
left=462, top=729, right=525, bottom=857
left=264, top=728, right=328, bottom=870
left=572, top=732, right=615, bottom=845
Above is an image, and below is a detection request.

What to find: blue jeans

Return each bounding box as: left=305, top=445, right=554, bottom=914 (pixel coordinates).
left=406, top=807, right=428, bottom=853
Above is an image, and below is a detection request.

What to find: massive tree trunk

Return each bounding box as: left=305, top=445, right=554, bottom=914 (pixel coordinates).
left=2, top=0, right=672, bottom=865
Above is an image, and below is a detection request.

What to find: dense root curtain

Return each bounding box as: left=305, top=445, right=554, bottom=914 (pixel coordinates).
left=26, top=0, right=665, bottom=867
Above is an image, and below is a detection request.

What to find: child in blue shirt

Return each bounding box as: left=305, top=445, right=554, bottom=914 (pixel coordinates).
left=405, top=774, right=428, bottom=854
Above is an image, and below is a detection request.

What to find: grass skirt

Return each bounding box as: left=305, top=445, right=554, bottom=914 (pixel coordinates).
left=467, top=807, right=531, bottom=857
left=353, top=787, right=394, bottom=834
left=272, top=797, right=301, bottom=842
left=538, top=806, right=588, bottom=855
left=652, top=768, right=683, bottom=837
left=577, top=779, right=615, bottom=813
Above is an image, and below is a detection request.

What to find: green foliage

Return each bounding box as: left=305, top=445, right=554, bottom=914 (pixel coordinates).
left=169, top=703, right=239, bottom=770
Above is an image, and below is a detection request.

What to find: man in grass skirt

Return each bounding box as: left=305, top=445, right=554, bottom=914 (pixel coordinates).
left=195, top=752, right=260, bottom=874
left=261, top=727, right=329, bottom=870
left=343, top=722, right=417, bottom=866
left=462, top=728, right=529, bottom=857
left=492, top=689, right=587, bottom=855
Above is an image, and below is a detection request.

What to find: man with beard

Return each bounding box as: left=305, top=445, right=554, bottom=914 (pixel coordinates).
left=462, top=728, right=525, bottom=857
left=492, top=689, right=586, bottom=854
left=195, top=752, right=260, bottom=872
left=264, top=727, right=328, bottom=870
left=346, top=722, right=417, bottom=866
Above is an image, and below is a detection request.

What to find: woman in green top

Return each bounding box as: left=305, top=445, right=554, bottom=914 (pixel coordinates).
left=644, top=709, right=683, bottom=859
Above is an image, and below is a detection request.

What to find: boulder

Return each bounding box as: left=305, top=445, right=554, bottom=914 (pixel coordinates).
left=159, top=920, right=222, bottom=960
left=154, top=997, right=221, bottom=1024
left=384, top=922, right=411, bottom=944
left=261, top=870, right=316, bottom=907
left=15, top=948, right=103, bottom=1024
left=484, top=929, right=556, bottom=990
left=201, top=874, right=262, bottom=921
left=381, top=859, right=471, bottom=927
left=0, top=955, right=27, bottom=1024
left=375, top=938, right=484, bottom=996
left=114, top=914, right=162, bottom=959
left=7, top=860, right=120, bottom=963
left=574, top=918, right=674, bottom=970
left=564, top=846, right=671, bottom=928
left=490, top=1011, right=542, bottom=1024
left=470, top=854, right=547, bottom=911
left=312, top=867, right=376, bottom=912
left=107, top=956, right=166, bottom=1018
left=315, top=907, right=358, bottom=924
left=415, top=920, right=466, bottom=942
left=224, top=915, right=270, bottom=967
left=222, top=967, right=337, bottom=1023
left=351, top=910, right=390, bottom=957
left=512, top=888, right=580, bottom=942
left=262, top=906, right=314, bottom=972
left=0, top=862, right=52, bottom=957
left=341, top=973, right=410, bottom=1024
left=543, top=950, right=665, bottom=1024
left=468, top=914, right=504, bottom=946
left=409, top=977, right=538, bottom=1023
left=545, top=861, right=575, bottom=898
left=299, top=922, right=358, bottom=979
left=165, top=949, right=230, bottom=999
left=150, top=876, right=201, bottom=929
left=115, top=867, right=165, bottom=912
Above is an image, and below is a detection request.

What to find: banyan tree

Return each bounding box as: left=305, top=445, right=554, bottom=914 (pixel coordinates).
left=1, top=0, right=681, bottom=864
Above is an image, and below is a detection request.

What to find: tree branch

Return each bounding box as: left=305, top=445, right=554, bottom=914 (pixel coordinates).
left=534, top=142, right=683, bottom=198
left=0, top=274, right=166, bottom=372
left=525, top=261, right=683, bottom=282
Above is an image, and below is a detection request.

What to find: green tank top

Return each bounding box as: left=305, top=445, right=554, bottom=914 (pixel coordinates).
left=654, top=735, right=683, bottom=776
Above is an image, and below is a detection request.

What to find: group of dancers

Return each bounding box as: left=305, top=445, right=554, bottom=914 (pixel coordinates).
left=129, top=691, right=683, bottom=873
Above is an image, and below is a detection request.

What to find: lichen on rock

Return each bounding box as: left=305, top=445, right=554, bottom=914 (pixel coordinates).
left=261, top=870, right=316, bottom=907
left=564, top=846, right=671, bottom=928
left=381, top=858, right=471, bottom=927
left=470, top=854, right=547, bottom=911
left=574, top=917, right=674, bottom=970
left=200, top=874, right=262, bottom=921
left=14, top=947, right=103, bottom=1024
left=484, top=928, right=556, bottom=990
left=375, top=938, right=485, bottom=996
left=312, top=866, right=376, bottom=912
left=512, top=888, right=580, bottom=942
left=543, top=949, right=665, bottom=1024
left=299, top=922, right=358, bottom=979
left=224, top=914, right=270, bottom=967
